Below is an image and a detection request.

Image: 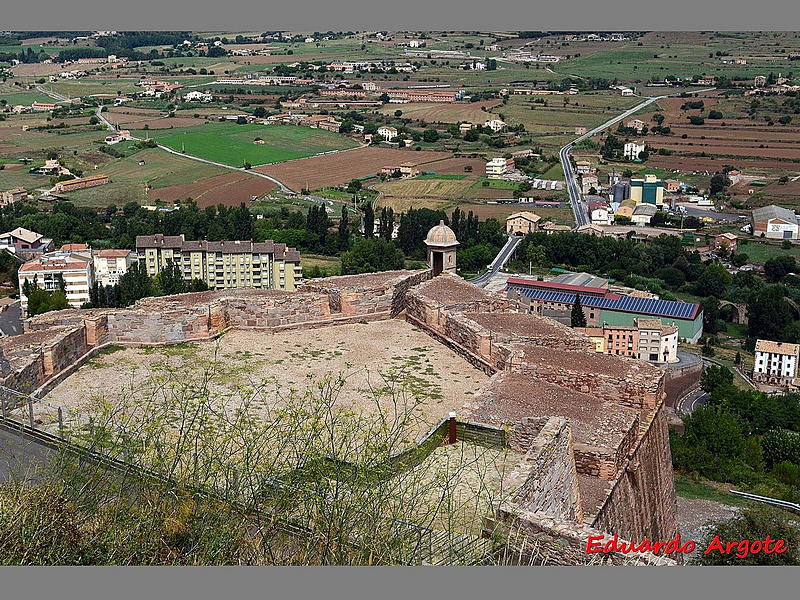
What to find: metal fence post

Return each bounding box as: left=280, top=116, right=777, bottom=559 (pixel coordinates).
left=27, top=397, right=34, bottom=428
left=1, top=396, right=5, bottom=419
left=58, top=407, right=64, bottom=438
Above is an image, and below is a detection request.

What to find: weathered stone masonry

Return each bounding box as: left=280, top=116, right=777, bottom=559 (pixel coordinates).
left=2, top=269, right=680, bottom=565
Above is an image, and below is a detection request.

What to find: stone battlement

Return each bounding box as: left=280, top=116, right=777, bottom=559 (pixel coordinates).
left=2, top=269, right=678, bottom=565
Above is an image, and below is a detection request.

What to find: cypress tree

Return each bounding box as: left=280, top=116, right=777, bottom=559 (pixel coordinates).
left=571, top=293, right=587, bottom=328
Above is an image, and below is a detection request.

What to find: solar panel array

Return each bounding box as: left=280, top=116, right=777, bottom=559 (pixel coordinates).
left=509, top=285, right=700, bottom=320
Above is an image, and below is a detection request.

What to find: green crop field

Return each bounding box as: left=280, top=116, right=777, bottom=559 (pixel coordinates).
left=133, top=122, right=359, bottom=167
left=737, top=241, right=800, bottom=263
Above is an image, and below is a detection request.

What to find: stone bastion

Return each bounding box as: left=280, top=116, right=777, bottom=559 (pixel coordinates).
left=0, top=269, right=678, bottom=566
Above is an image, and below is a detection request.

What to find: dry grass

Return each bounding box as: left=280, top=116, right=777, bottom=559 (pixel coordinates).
left=43, top=320, right=488, bottom=443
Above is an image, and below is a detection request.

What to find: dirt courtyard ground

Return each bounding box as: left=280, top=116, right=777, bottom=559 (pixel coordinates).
left=43, top=319, right=488, bottom=444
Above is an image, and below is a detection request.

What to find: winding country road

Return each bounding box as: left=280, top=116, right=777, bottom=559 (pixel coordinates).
left=95, top=105, right=295, bottom=193
left=559, top=88, right=716, bottom=227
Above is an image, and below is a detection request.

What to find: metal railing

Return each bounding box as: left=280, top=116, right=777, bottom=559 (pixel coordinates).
left=729, top=490, right=800, bottom=514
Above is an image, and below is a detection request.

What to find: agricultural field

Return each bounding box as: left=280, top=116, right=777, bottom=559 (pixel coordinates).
left=148, top=171, right=276, bottom=208
left=255, top=147, right=452, bottom=191
left=377, top=99, right=503, bottom=125
left=495, top=92, right=640, bottom=153
left=134, top=122, right=360, bottom=168
left=55, top=147, right=231, bottom=208
left=623, top=92, right=800, bottom=186
left=557, top=32, right=800, bottom=83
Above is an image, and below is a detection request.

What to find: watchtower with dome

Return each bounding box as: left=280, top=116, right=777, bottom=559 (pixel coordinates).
left=425, top=220, right=459, bottom=276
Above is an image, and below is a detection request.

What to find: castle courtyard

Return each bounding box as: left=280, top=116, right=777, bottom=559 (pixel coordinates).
left=43, top=319, right=489, bottom=445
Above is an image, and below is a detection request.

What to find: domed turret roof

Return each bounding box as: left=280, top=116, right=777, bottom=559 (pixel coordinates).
left=425, top=220, right=459, bottom=247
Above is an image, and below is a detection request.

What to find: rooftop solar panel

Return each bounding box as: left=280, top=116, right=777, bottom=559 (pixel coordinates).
left=508, top=285, right=701, bottom=320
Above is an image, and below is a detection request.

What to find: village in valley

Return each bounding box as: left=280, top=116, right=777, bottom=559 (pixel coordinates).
left=1, top=29, right=800, bottom=566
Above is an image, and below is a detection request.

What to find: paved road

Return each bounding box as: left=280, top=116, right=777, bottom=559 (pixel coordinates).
left=0, top=301, right=23, bottom=337
left=471, top=236, right=521, bottom=287
left=559, top=89, right=716, bottom=227
left=96, top=105, right=295, bottom=194
left=35, top=85, right=78, bottom=104
left=0, top=426, right=53, bottom=483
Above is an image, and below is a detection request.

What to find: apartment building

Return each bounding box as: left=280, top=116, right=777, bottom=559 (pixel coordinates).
left=136, top=235, right=302, bottom=291
left=754, top=339, right=800, bottom=387
left=18, top=250, right=93, bottom=315
left=575, top=318, right=678, bottom=363
left=93, top=249, right=135, bottom=286
left=486, top=157, right=514, bottom=178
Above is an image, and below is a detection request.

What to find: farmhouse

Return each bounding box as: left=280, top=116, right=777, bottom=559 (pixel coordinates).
left=625, top=119, right=646, bottom=133
left=484, top=119, right=506, bottom=132
left=399, top=162, right=420, bottom=177
left=459, top=122, right=475, bottom=134
left=505, top=212, right=541, bottom=236
left=623, top=141, right=646, bottom=161
left=31, top=101, right=58, bottom=112
left=184, top=90, right=213, bottom=102
left=51, top=174, right=109, bottom=194
left=377, top=125, right=398, bottom=141
left=575, top=160, right=592, bottom=175
left=384, top=89, right=458, bottom=103
left=751, top=204, right=799, bottom=240
left=1, top=187, right=27, bottom=206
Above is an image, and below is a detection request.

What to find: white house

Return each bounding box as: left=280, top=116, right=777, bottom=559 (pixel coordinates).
left=754, top=339, right=800, bottom=386
left=631, top=203, right=658, bottom=226
left=624, top=141, right=646, bottom=161
left=484, top=119, right=506, bottom=132
left=377, top=125, right=398, bottom=141
left=589, top=200, right=613, bottom=225
left=184, top=90, right=213, bottom=103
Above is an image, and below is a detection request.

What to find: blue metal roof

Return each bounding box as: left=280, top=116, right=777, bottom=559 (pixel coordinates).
left=508, top=285, right=701, bottom=320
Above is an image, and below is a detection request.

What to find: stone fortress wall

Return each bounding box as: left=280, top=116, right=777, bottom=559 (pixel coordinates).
left=0, top=268, right=678, bottom=566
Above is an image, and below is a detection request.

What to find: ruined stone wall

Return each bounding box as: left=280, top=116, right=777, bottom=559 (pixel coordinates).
left=41, top=326, right=88, bottom=378
left=509, top=417, right=582, bottom=524
left=302, top=269, right=431, bottom=319
left=485, top=505, right=675, bottom=566
left=510, top=359, right=664, bottom=412
left=591, top=402, right=679, bottom=548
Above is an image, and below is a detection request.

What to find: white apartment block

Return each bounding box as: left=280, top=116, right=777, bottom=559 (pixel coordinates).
left=754, top=339, right=799, bottom=386
left=486, top=157, right=514, bottom=179
left=18, top=251, right=93, bottom=315
left=93, top=249, right=135, bottom=287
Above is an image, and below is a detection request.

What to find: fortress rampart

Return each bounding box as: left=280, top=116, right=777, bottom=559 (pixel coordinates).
left=1, top=270, right=679, bottom=565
